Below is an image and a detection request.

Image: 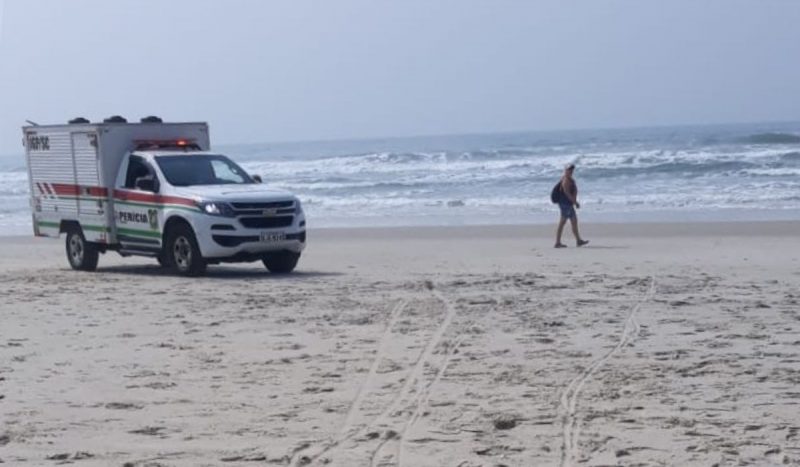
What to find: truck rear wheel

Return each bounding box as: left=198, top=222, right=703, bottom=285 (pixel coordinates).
left=65, top=226, right=99, bottom=271
left=262, top=251, right=300, bottom=274
left=165, top=224, right=206, bottom=276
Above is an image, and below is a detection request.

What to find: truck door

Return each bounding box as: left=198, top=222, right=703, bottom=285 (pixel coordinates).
left=25, top=129, right=79, bottom=234
left=71, top=132, right=108, bottom=242
left=113, top=156, right=163, bottom=253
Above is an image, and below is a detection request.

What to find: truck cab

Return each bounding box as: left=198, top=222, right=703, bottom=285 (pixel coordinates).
left=24, top=117, right=306, bottom=275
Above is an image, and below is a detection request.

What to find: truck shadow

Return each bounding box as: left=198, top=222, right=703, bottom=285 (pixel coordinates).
left=99, top=264, right=345, bottom=280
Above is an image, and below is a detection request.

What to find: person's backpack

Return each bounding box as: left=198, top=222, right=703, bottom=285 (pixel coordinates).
left=550, top=182, right=562, bottom=204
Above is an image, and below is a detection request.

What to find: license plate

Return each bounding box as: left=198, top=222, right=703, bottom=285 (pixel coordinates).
left=260, top=232, right=286, bottom=242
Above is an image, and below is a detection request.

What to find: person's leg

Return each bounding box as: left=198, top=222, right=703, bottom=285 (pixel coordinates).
left=555, top=216, right=567, bottom=247
left=569, top=216, right=580, bottom=240
left=570, top=216, right=589, bottom=246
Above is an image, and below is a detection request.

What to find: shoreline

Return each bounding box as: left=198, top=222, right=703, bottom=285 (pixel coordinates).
left=2, top=203, right=800, bottom=239
left=1, top=219, right=798, bottom=243
left=310, top=219, right=800, bottom=238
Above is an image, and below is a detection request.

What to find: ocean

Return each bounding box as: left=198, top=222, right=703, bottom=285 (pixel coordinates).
left=1, top=122, right=799, bottom=235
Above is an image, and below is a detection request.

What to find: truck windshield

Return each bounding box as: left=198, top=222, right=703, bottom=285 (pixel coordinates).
left=155, top=155, right=254, bottom=187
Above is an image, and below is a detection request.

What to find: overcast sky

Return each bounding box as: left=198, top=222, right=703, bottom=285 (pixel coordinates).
left=1, top=0, right=799, bottom=154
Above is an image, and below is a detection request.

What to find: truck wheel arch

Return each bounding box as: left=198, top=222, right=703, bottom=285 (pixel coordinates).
left=162, top=215, right=194, bottom=240
left=162, top=215, right=197, bottom=251
left=59, top=219, right=81, bottom=235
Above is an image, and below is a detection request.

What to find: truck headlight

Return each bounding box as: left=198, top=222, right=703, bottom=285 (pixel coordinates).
left=199, top=202, right=235, bottom=217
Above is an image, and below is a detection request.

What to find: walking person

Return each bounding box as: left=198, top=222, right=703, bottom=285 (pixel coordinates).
left=553, top=163, right=589, bottom=248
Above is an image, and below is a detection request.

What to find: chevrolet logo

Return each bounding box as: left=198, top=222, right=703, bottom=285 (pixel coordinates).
left=262, top=208, right=278, bottom=216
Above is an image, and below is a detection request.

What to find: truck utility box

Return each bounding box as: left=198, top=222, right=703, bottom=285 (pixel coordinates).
left=23, top=116, right=306, bottom=275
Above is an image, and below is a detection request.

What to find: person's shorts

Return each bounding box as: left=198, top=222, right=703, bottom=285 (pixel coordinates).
left=558, top=201, right=575, bottom=219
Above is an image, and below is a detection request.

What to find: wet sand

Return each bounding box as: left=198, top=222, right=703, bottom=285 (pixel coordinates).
left=1, top=221, right=799, bottom=466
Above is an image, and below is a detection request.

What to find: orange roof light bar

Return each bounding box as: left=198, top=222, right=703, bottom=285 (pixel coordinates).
left=134, top=139, right=200, bottom=151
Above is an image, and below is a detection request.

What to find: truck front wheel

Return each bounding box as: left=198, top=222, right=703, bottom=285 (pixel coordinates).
left=65, top=226, right=99, bottom=271
left=165, top=224, right=207, bottom=276
left=262, top=251, right=300, bottom=274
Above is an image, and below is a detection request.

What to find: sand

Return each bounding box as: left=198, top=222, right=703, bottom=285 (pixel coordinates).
left=1, top=221, right=799, bottom=466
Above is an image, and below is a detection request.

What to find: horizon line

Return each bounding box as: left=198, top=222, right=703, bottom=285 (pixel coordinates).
left=213, top=118, right=800, bottom=149
left=2, top=117, right=799, bottom=157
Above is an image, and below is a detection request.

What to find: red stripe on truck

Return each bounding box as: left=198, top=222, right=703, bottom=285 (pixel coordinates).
left=49, top=183, right=109, bottom=197
left=50, top=183, right=79, bottom=196
left=113, top=189, right=196, bottom=208
left=86, top=186, right=109, bottom=197
left=34, top=182, right=194, bottom=207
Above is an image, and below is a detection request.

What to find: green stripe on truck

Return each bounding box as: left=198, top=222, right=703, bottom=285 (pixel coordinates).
left=116, top=227, right=162, bottom=239
left=36, top=221, right=110, bottom=232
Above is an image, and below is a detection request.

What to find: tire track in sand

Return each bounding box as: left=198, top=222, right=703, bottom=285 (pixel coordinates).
left=343, top=299, right=409, bottom=432
left=559, top=276, right=655, bottom=467
left=291, top=299, right=408, bottom=466
left=296, top=281, right=458, bottom=466
left=369, top=285, right=460, bottom=467
left=396, top=328, right=469, bottom=467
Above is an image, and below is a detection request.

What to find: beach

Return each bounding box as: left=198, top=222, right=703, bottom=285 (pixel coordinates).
left=1, top=221, right=799, bottom=466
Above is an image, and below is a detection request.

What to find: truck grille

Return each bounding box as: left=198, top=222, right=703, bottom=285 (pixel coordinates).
left=230, top=201, right=295, bottom=216
left=229, top=200, right=296, bottom=229
left=239, top=216, right=294, bottom=229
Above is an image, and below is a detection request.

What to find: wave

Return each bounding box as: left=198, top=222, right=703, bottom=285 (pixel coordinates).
left=363, top=151, right=448, bottom=164
left=579, top=160, right=760, bottom=179
left=741, top=168, right=800, bottom=177
left=779, top=151, right=800, bottom=162
left=742, top=132, right=800, bottom=144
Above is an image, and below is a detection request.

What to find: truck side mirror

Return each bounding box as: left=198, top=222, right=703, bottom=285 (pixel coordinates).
left=135, top=176, right=158, bottom=193
left=252, top=174, right=263, bottom=183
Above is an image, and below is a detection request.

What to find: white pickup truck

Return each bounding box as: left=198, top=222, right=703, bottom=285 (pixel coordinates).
left=23, top=116, right=306, bottom=275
